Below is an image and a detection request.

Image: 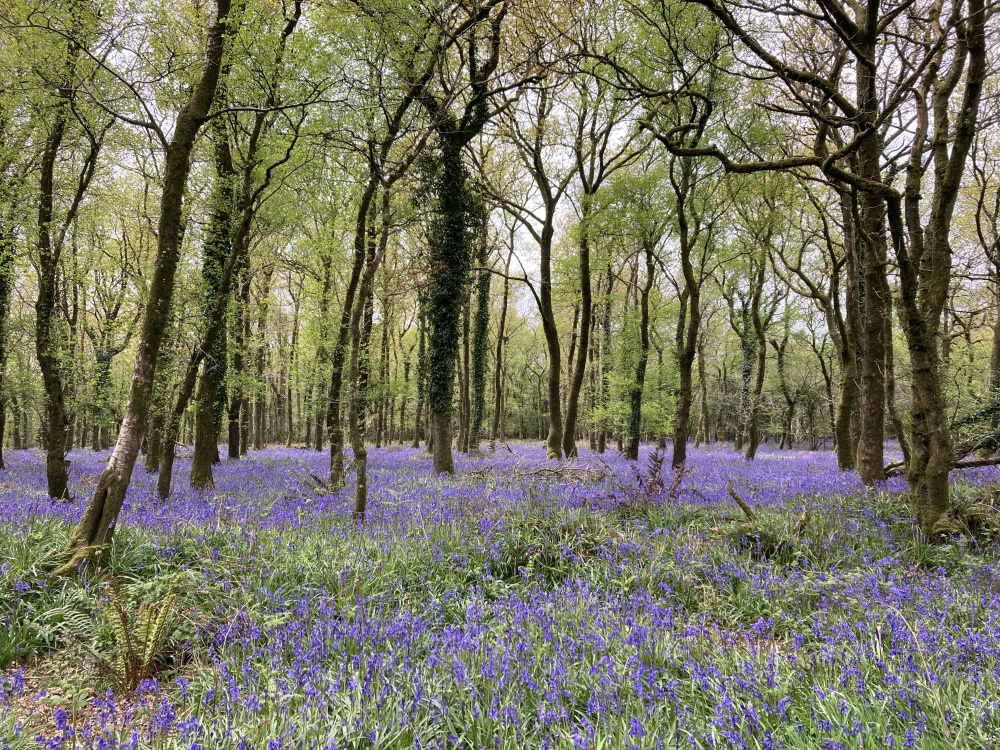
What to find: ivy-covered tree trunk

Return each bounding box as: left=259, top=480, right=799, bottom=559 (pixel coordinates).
left=57, top=0, right=233, bottom=576
left=191, top=123, right=234, bottom=488
left=143, top=355, right=172, bottom=474
left=426, top=134, right=479, bottom=474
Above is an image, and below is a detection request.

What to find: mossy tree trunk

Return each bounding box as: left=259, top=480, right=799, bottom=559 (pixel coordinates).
left=56, top=0, right=233, bottom=575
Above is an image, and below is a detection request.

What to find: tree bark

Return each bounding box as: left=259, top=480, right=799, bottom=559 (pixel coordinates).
left=0, top=209, right=14, bottom=470
left=744, top=263, right=767, bottom=460
left=329, top=182, right=376, bottom=483
left=35, top=104, right=72, bottom=499
left=349, top=190, right=389, bottom=519
left=191, top=120, right=235, bottom=488
left=627, top=242, right=655, bottom=460
left=563, top=202, right=592, bottom=458
left=58, top=0, right=233, bottom=575
left=490, top=249, right=512, bottom=451
left=670, top=160, right=702, bottom=468
left=889, top=0, right=986, bottom=536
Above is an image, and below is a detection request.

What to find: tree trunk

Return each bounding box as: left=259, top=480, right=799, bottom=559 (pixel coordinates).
left=191, top=123, right=234, bottom=487
left=471, top=239, right=490, bottom=454
left=35, top=106, right=72, bottom=499
left=412, top=306, right=426, bottom=449
left=563, top=200, right=593, bottom=458
left=350, top=189, right=391, bottom=518
left=190, top=362, right=219, bottom=489
left=537, top=215, right=564, bottom=459
left=671, top=163, right=701, bottom=468
left=598, top=267, right=613, bottom=454
left=0, top=220, right=14, bottom=470
left=329, top=182, right=376, bottom=484
left=885, top=303, right=911, bottom=468
left=490, top=249, right=512, bottom=451
left=58, top=0, right=233, bottom=575
left=889, top=0, right=985, bottom=535
left=426, top=132, right=478, bottom=473
left=627, top=242, right=655, bottom=460
left=457, top=300, right=470, bottom=453
left=694, top=332, right=709, bottom=446
left=744, top=264, right=767, bottom=460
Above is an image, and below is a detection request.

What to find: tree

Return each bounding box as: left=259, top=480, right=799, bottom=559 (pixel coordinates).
left=420, top=0, right=509, bottom=474
left=58, top=0, right=234, bottom=574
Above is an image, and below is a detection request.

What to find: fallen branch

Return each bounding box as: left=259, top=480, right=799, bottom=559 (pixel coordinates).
left=726, top=485, right=758, bottom=524
left=463, top=460, right=611, bottom=484
left=885, top=455, right=1000, bottom=478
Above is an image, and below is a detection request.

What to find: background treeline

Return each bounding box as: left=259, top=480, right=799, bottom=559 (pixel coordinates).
left=0, top=0, right=997, bottom=571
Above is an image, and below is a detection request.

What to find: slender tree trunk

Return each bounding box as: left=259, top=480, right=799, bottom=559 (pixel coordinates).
left=598, top=267, right=613, bottom=454
left=671, top=165, right=701, bottom=468
left=412, top=306, right=426, bottom=449
left=470, top=239, right=490, bottom=454
left=885, top=302, right=911, bottom=468
left=350, top=191, right=389, bottom=519
left=459, top=298, right=471, bottom=453
left=0, top=226, right=14, bottom=470
left=252, top=268, right=272, bottom=450
left=564, top=201, right=593, bottom=458
left=539, top=219, right=563, bottom=459
left=627, top=242, right=655, bottom=460
left=490, top=249, right=512, bottom=451
left=58, top=0, right=233, bottom=575
left=744, top=264, right=767, bottom=460
left=329, top=183, right=376, bottom=483
left=694, top=331, right=709, bottom=446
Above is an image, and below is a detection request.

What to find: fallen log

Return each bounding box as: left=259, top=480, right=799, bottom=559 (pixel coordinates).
left=884, top=455, right=1000, bottom=478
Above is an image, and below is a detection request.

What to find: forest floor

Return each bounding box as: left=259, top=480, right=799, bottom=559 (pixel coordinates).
left=2, top=442, right=1000, bottom=749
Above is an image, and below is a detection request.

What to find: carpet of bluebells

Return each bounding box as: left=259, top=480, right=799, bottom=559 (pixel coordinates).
left=2, top=442, right=1000, bottom=749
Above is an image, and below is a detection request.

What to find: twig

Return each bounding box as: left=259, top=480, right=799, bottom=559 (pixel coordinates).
left=665, top=462, right=688, bottom=502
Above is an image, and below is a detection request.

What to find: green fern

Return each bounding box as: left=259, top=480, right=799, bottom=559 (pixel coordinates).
left=96, top=578, right=177, bottom=693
